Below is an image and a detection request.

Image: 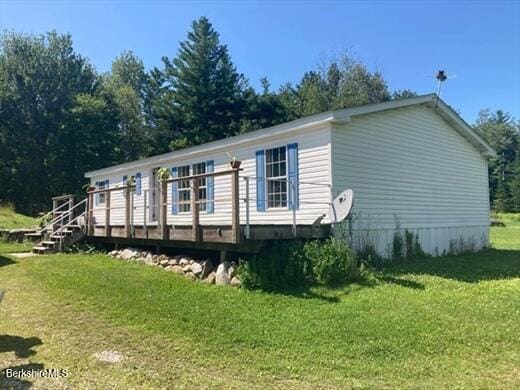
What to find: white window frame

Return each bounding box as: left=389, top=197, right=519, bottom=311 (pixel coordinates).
left=192, top=162, right=207, bottom=212
left=265, top=145, right=288, bottom=209
left=98, top=180, right=106, bottom=205
left=177, top=165, right=191, bottom=213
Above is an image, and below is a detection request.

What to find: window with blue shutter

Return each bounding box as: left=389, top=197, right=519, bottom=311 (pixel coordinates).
left=206, top=160, right=214, bottom=213
left=256, top=150, right=266, bottom=211
left=171, top=167, right=178, bottom=215
left=136, top=172, right=142, bottom=195
left=287, top=143, right=299, bottom=210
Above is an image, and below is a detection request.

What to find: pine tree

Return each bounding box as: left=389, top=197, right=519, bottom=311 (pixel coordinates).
left=160, top=17, right=245, bottom=148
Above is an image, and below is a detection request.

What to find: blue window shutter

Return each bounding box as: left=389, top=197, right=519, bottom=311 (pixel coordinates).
left=95, top=181, right=99, bottom=206
left=122, top=175, right=128, bottom=197
left=206, top=160, right=214, bottom=214
left=287, top=143, right=299, bottom=210
left=256, top=150, right=266, bottom=212
left=171, top=167, right=178, bottom=215
left=136, top=172, right=142, bottom=195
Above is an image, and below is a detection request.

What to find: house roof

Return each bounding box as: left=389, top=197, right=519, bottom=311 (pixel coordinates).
left=85, top=93, right=496, bottom=178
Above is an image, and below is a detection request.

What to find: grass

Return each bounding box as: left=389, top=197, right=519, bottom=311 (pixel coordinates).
left=0, top=216, right=519, bottom=387
left=0, top=204, right=37, bottom=229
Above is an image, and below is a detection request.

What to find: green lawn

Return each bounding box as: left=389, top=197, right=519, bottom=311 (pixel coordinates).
left=0, top=205, right=37, bottom=229
left=0, top=220, right=519, bottom=388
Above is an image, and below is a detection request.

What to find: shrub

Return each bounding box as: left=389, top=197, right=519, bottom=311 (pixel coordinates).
left=303, top=238, right=358, bottom=286
left=392, top=230, right=404, bottom=261
left=237, top=240, right=312, bottom=291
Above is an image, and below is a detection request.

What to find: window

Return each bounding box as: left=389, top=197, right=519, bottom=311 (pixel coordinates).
left=192, top=162, right=207, bottom=211
left=177, top=165, right=191, bottom=213
left=98, top=180, right=107, bottom=205
left=266, top=146, right=287, bottom=208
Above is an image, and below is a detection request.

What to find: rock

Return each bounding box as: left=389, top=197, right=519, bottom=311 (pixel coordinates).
left=152, top=255, right=159, bottom=262
left=120, top=248, right=139, bottom=260
left=215, top=263, right=230, bottom=285
left=160, top=259, right=169, bottom=266
left=203, top=272, right=216, bottom=284
left=136, top=257, right=146, bottom=263
left=191, top=262, right=203, bottom=276
left=168, top=259, right=178, bottom=266
left=172, top=265, right=184, bottom=274
left=228, top=265, right=236, bottom=279
left=230, top=277, right=241, bottom=287
left=182, top=264, right=192, bottom=273
left=188, top=259, right=194, bottom=265
left=200, top=260, right=213, bottom=279
left=164, top=265, right=174, bottom=271
left=179, top=258, right=189, bottom=266
left=145, top=253, right=154, bottom=264
left=109, top=250, right=118, bottom=257
left=185, top=272, right=197, bottom=280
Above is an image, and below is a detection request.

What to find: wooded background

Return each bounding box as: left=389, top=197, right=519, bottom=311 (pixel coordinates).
left=1, top=17, right=518, bottom=214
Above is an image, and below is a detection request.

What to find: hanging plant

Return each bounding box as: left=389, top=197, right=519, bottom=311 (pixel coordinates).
left=83, top=183, right=96, bottom=193
left=126, top=176, right=136, bottom=189
left=226, top=151, right=241, bottom=169
left=156, top=167, right=171, bottom=182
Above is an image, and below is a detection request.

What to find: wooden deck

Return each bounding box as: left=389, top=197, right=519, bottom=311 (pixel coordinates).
left=87, top=223, right=330, bottom=253
left=85, top=167, right=331, bottom=253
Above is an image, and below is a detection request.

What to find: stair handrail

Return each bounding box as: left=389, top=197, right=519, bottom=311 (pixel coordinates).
left=35, top=201, right=70, bottom=226
left=38, top=198, right=87, bottom=234
left=50, top=210, right=86, bottom=251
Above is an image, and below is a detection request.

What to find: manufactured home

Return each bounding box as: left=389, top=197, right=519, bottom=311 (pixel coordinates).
left=32, top=94, right=496, bottom=257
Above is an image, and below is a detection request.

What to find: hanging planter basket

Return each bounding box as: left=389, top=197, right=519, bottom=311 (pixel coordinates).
left=229, top=159, right=241, bottom=169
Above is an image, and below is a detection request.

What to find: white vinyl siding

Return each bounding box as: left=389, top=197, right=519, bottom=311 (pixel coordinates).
left=331, top=106, right=490, bottom=256
left=89, top=126, right=332, bottom=226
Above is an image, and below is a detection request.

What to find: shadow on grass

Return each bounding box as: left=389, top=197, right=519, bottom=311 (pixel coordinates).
left=383, top=249, right=520, bottom=283
left=277, top=288, right=341, bottom=303
left=0, top=335, right=43, bottom=389
left=0, top=255, right=16, bottom=268
left=0, top=363, right=44, bottom=389
left=0, top=335, right=42, bottom=358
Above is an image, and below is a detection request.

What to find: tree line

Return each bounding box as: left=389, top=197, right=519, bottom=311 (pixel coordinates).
left=0, top=17, right=518, bottom=214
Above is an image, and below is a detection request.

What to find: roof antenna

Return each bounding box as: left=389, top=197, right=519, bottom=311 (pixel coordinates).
left=434, top=70, right=456, bottom=107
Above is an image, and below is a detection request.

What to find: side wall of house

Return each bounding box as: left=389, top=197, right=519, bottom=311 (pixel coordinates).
left=331, top=105, right=490, bottom=257
left=89, top=126, right=332, bottom=227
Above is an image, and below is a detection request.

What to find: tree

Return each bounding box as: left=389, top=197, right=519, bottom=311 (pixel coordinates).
left=278, top=51, right=392, bottom=117
left=392, top=89, right=418, bottom=100
left=104, top=51, right=150, bottom=161
left=0, top=31, right=104, bottom=213
left=158, top=17, right=245, bottom=149
left=474, top=109, right=520, bottom=211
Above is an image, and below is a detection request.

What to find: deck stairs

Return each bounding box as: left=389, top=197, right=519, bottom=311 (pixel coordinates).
left=26, top=198, right=87, bottom=254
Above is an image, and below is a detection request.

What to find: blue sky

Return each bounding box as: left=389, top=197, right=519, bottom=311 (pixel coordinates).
left=1, top=0, right=519, bottom=122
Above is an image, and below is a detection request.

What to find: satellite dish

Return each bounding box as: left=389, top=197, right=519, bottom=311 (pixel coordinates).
left=327, top=189, right=354, bottom=223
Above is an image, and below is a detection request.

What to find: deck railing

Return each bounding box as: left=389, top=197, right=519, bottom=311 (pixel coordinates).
left=86, top=167, right=335, bottom=243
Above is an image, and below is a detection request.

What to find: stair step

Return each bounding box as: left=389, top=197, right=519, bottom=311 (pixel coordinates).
left=32, top=246, right=55, bottom=254
left=25, top=232, right=42, bottom=237
left=41, top=241, right=56, bottom=246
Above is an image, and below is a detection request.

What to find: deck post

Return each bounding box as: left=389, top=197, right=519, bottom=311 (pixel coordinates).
left=105, top=190, right=111, bottom=237
left=191, top=179, right=200, bottom=242
left=231, top=168, right=240, bottom=244
left=160, top=180, right=168, bottom=240
left=244, top=176, right=250, bottom=239
left=68, top=196, right=74, bottom=224
left=87, top=192, right=94, bottom=236
left=143, top=190, right=148, bottom=238
left=125, top=187, right=131, bottom=238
